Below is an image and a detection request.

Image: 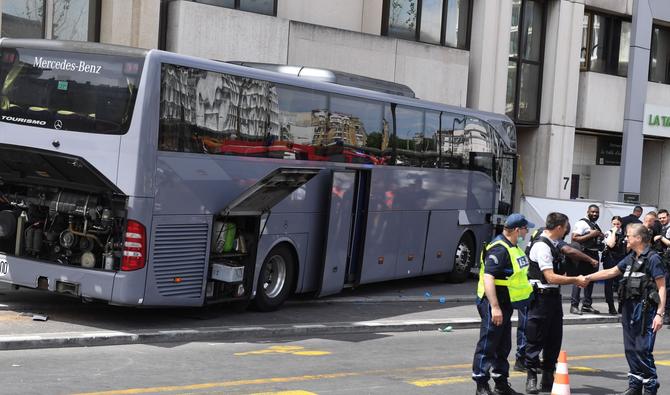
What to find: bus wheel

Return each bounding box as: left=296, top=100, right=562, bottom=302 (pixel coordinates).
left=252, top=244, right=295, bottom=312
left=446, top=235, right=474, bottom=283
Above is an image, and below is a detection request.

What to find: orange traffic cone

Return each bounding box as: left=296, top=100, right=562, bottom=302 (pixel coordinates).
left=551, top=350, right=571, bottom=395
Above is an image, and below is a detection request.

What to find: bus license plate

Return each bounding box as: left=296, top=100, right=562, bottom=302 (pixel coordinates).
left=0, top=254, right=7, bottom=276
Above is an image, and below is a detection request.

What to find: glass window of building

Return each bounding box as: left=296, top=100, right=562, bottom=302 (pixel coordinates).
left=53, top=0, right=99, bottom=41
left=2, top=0, right=99, bottom=41
left=650, top=25, right=670, bottom=85
left=506, top=0, right=546, bottom=125
left=580, top=10, right=630, bottom=77
left=2, top=0, right=45, bottom=38
left=193, top=0, right=276, bottom=16
left=382, top=0, right=471, bottom=49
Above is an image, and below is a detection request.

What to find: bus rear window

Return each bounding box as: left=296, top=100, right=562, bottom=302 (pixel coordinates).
left=0, top=47, right=143, bottom=134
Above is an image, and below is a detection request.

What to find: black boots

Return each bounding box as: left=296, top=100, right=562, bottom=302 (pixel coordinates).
left=616, top=387, right=642, bottom=395
left=493, top=380, right=516, bottom=395
left=526, top=370, right=539, bottom=394
left=608, top=302, right=618, bottom=315
left=475, top=380, right=518, bottom=395
left=475, top=381, right=494, bottom=395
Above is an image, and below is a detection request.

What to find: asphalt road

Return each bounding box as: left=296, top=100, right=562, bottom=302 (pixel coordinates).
left=1, top=324, right=668, bottom=395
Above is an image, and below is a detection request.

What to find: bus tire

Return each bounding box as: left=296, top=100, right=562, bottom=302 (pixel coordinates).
left=251, top=244, right=295, bottom=312
left=446, top=234, right=474, bottom=283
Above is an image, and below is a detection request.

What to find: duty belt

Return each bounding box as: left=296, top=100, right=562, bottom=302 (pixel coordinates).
left=533, top=285, right=560, bottom=295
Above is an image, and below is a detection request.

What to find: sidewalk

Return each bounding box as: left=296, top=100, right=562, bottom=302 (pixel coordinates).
left=0, top=278, right=620, bottom=350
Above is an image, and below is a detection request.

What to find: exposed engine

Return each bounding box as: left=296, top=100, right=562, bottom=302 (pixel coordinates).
left=0, top=185, right=126, bottom=270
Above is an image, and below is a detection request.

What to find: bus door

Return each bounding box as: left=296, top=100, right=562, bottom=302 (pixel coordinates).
left=316, top=169, right=356, bottom=297
left=346, top=169, right=371, bottom=285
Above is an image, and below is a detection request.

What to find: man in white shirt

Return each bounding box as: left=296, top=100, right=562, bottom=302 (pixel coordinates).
left=524, top=212, right=588, bottom=394
left=570, top=205, right=603, bottom=314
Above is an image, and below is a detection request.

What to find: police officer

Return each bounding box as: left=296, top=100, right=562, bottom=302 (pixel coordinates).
left=586, top=223, right=667, bottom=395
left=653, top=209, right=670, bottom=324
left=472, top=213, right=534, bottom=395
left=514, top=223, right=597, bottom=371
left=621, top=205, right=644, bottom=232
left=570, top=205, right=604, bottom=314
left=524, top=212, right=588, bottom=394
left=604, top=216, right=627, bottom=315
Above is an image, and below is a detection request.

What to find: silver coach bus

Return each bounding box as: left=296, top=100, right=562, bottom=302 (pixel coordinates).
left=0, top=39, right=517, bottom=310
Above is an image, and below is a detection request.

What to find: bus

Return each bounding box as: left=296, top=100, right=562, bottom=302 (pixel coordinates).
left=0, top=39, right=517, bottom=311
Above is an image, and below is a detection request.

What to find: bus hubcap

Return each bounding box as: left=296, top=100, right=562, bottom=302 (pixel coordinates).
left=455, top=242, right=471, bottom=272
left=263, top=255, right=287, bottom=299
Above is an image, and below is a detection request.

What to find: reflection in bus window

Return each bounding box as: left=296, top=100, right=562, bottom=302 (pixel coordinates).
left=329, top=95, right=391, bottom=164
left=159, top=65, right=393, bottom=165
left=276, top=86, right=327, bottom=160
left=466, top=117, right=494, bottom=177
left=394, top=106, right=440, bottom=167
left=159, top=64, right=279, bottom=154
left=438, top=112, right=466, bottom=169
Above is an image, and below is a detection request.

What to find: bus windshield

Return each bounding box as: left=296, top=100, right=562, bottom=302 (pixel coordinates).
left=0, top=47, right=143, bottom=134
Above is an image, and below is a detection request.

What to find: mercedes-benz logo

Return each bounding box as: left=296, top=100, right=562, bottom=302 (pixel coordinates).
left=54, top=120, right=63, bottom=130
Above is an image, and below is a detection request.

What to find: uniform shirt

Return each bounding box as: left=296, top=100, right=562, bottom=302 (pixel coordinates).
left=572, top=219, right=592, bottom=237
left=482, top=235, right=516, bottom=305
left=663, top=224, right=670, bottom=239
left=528, top=232, right=560, bottom=289
left=573, top=218, right=601, bottom=260
left=616, top=247, right=667, bottom=297
left=621, top=214, right=642, bottom=232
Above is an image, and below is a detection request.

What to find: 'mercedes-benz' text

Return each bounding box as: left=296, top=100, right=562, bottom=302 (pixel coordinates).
left=33, top=57, right=102, bottom=74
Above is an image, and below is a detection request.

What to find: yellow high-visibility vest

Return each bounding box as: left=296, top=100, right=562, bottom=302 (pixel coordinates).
left=477, top=238, right=533, bottom=304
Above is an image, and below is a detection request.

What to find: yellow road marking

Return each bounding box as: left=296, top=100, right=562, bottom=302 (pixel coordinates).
left=248, top=391, right=317, bottom=395
left=408, top=367, right=600, bottom=388
left=656, top=360, right=670, bottom=366
left=410, top=372, right=526, bottom=388
left=72, top=373, right=358, bottom=395
left=71, top=351, right=670, bottom=395
left=235, top=346, right=331, bottom=357
left=568, top=366, right=600, bottom=373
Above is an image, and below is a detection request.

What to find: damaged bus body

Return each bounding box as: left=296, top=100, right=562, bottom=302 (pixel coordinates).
left=0, top=39, right=517, bottom=310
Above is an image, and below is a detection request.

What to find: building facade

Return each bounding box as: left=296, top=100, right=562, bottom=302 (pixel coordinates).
left=2, top=0, right=670, bottom=208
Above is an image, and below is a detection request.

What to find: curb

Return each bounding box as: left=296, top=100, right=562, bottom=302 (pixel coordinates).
left=0, top=314, right=621, bottom=351
left=289, top=295, right=610, bottom=304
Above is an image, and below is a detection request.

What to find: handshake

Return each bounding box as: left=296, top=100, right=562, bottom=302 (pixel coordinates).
left=574, top=275, right=591, bottom=288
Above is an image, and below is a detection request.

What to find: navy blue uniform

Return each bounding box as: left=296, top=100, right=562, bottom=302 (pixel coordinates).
left=516, top=239, right=566, bottom=363
left=472, top=236, right=517, bottom=385
left=617, top=248, right=666, bottom=394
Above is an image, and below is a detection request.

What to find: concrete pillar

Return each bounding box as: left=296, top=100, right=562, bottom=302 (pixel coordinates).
left=619, top=0, right=652, bottom=202
left=518, top=0, right=583, bottom=199
left=100, top=0, right=160, bottom=49
left=362, top=0, right=383, bottom=35
left=467, top=0, right=512, bottom=114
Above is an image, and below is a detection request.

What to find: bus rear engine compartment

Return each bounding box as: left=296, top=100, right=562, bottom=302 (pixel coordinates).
left=0, top=186, right=127, bottom=271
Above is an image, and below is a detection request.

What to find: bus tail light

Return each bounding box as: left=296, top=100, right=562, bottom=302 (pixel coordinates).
left=121, top=220, right=146, bottom=271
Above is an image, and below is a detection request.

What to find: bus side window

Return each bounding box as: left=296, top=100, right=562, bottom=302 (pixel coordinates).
left=328, top=95, right=387, bottom=165
left=465, top=117, right=495, bottom=177
left=276, top=85, right=327, bottom=161
left=439, top=112, right=467, bottom=169
left=395, top=106, right=425, bottom=167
